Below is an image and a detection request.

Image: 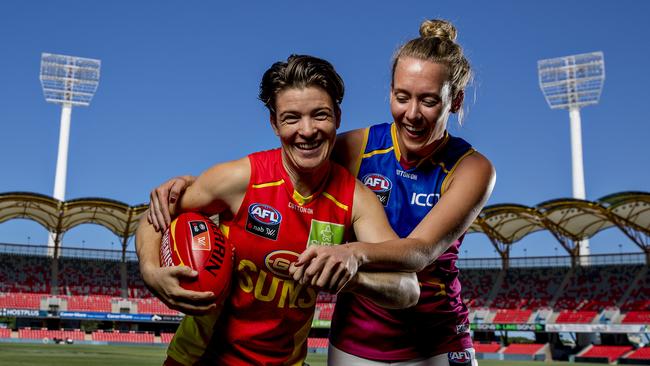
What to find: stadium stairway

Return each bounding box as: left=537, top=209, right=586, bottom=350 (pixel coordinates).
left=485, top=270, right=505, bottom=307
left=617, top=266, right=648, bottom=309
left=549, top=267, right=574, bottom=308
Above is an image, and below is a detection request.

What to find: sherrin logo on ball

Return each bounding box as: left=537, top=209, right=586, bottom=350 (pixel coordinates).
left=362, top=173, right=392, bottom=206
left=246, top=203, right=282, bottom=240
left=160, top=212, right=233, bottom=304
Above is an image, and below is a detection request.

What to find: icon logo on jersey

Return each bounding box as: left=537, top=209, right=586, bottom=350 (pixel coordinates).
left=189, top=220, right=210, bottom=251
left=246, top=203, right=281, bottom=240
left=265, top=250, right=300, bottom=279
left=410, top=192, right=440, bottom=207
left=362, top=173, right=392, bottom=206
left=456, top=323, right=470, bottom=334
left=448, top=351, right=472, bottom=365
left=307, top=220, right=345, bottom=246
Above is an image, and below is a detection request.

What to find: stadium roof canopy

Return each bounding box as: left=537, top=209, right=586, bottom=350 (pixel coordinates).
left=0, top=191, right=648, bottom=265
left=0, top=192, right=147, bottom=250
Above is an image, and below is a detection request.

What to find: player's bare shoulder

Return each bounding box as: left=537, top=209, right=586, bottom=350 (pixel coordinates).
left=332, top=128, right=367, bottom=170
left=446, top=151, right=495, bottom=195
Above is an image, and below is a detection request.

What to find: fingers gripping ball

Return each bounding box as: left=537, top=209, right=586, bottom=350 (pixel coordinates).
left=160, top=212, right=233, bottom=302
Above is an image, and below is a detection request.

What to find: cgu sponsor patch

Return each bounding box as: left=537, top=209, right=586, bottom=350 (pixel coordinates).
left=362, top=173, right=392, bottom=206
left=448, top=350, right=472, bottom=365
left=246, top=203, right=282, bottom=240
left=189, top=220, right=210, bottom=251
left=264, top=250, right=299, bottom=279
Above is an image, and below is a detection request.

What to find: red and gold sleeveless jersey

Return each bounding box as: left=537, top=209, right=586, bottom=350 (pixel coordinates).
left=167, top=148, right=355, bottom=365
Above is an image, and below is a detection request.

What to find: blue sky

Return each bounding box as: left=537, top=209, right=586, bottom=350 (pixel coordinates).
left=0, top=1, right=648, bottom=258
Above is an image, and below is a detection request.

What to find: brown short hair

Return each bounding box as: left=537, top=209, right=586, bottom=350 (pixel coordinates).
left=259, top=55, right=345, bottom=114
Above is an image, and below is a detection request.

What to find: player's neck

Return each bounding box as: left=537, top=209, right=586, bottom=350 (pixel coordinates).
left=282, top=159, right=332, bottom=198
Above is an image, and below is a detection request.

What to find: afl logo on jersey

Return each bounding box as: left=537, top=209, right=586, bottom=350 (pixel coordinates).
left=362, top=173, right=392, bottom=206
left=448, top=351, right=472, bottom=365
left=246, top=203, right=281, bottom=240
left=265, top=250, right=299, bottom=279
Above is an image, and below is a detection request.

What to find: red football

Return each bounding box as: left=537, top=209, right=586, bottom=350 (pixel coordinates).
left=160, top=212, right=232, bottom=302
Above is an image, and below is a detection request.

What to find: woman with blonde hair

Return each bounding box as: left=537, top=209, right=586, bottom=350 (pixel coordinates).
left=293, top=19, right=494, bottom=365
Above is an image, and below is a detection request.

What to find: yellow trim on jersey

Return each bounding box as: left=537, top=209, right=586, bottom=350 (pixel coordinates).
left=352, top=127, right=370, bottom=177
left=437, top=161, right=450, bottom=174
left=252, top=179, right=285, bottom=189
left=322, top=191, right=349, bottom=211
left=440, top=148, right=476, bottom=195
left=292, top=190, right=315, bottom=206
left=170, top=219, right=185, bottom=267
left=390, top=122, right=402, bottom=161
left=390, top=123, right=453, bottom=168
left=362, top=146, right=394, bottom=159
left=287, top=314, right=314, bottom=365
left=167, top=310, right=223, bottom=364
left=219, top=224, right=230, bottom=238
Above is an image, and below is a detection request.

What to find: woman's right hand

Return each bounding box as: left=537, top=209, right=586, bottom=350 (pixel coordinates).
left=141, top=264, right=218, bottom=315
left=148, top=175, right=196, bottom=231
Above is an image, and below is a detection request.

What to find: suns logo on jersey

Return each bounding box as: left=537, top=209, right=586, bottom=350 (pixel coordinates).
left=362, top=173, right=392, bottom=206
left=238, top=258, right=317, bottom=309
left=246, top=203, right=282, bottom=240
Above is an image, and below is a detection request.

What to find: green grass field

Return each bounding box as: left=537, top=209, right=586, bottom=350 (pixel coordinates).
left=0, top=343, right=610, bottom=366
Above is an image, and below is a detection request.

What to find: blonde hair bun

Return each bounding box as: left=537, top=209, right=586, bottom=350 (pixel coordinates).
left=419, top=19, right=457, bottom=42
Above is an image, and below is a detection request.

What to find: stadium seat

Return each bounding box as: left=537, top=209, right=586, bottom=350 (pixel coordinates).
left=555, top=310, right=597, bottom=324
left=160, top=332, right=175, bottom=344
left=580, top=345, right=632, bottom=363
left=491, top=267, right=566, bottom=309
left=625, top=347, right=650, bottom=361
left=622, top=311, right=650, bottom=324
left=473, top=342, right=501, bottom=353
left=492, top=309, right=532, bottom=323
left=502, top=343, right=545, bottom=355
left=316, top=302, right=335, bottom=321
left=17, top=328, right=83, bottom=341
left=459, top=268, right=500, bottom=308
left=0, top=292, right=43, bottom=309
left=555, top=265, right=641, bottom=311
left=307, top=337, right=329, bottom=349
left=92, top=330, right=154, bottom=343
left=133, top=297, right=179, bottom=315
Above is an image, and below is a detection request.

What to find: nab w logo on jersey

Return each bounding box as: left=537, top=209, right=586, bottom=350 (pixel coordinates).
left=448, top=351, right=472, bottom=365
left=246, top=203, right=282, bottom=240
left=189, top=220, right=210, bottom=251
left=362, top=173, right=392, bottom=206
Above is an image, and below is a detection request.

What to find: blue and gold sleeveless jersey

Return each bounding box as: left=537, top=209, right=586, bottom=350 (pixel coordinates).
left=331, top=122, right=476, bottom=361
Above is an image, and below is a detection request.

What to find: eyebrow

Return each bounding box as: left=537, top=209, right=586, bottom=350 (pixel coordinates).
left=393, top=88, right=441, bottom=99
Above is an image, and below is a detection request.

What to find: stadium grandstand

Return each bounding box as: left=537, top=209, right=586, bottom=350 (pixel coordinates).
left=0, top=191, right=648, bottom=363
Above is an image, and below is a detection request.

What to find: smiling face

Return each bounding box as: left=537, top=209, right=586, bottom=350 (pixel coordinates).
left=391, top=56, right=458, bottom=162
left=270, top=86, right=340, bottom=176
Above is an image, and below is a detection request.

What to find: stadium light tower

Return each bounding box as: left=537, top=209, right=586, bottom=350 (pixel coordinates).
left=40, top=53, right=101, bottom=247
left=538, top=51, right=605, bottom=260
